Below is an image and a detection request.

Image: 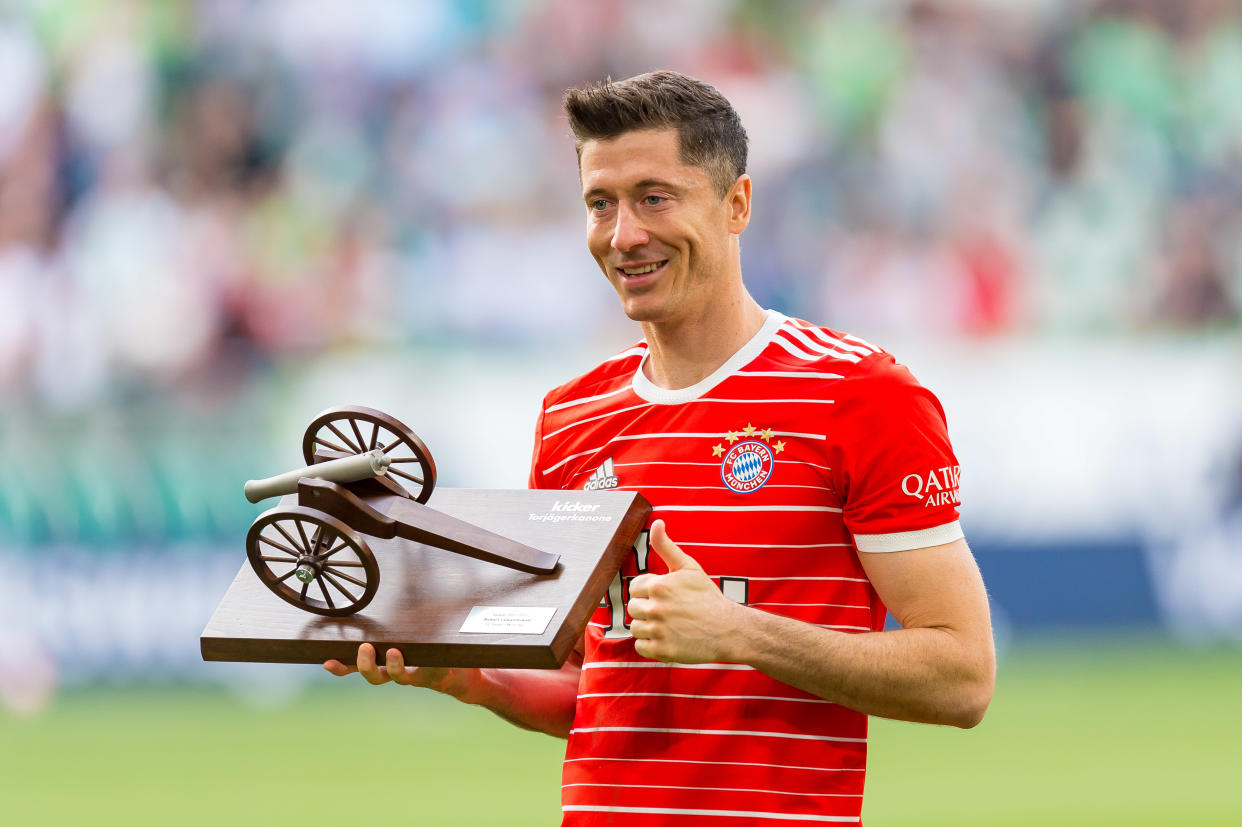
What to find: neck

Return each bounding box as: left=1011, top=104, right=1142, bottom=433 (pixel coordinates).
left=641, top=290, right=768, bottom=390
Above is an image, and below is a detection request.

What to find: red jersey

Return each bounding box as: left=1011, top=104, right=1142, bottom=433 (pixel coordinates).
left=529, top=310, right=964, bottom=825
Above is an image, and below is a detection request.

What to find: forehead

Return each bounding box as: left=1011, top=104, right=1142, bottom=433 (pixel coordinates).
left=579, top=128, right=709, bottom=194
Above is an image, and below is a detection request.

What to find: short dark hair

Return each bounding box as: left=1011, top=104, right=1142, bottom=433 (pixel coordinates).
left=563, top=71, right=748, bottom=198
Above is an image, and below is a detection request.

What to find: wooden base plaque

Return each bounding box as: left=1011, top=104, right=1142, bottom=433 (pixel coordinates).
left=201, top=488, right=649, bottom=669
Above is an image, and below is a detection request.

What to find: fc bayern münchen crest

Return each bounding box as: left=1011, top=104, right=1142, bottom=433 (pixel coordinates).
left=721, top=440, right=774, bottom=494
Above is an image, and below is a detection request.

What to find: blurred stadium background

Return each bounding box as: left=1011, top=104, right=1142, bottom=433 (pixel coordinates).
left=1, top=0, right=1239, bottom=824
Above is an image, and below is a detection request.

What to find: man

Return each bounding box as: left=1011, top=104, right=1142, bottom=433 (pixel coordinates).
left=326, top=71, right=995, bottom=824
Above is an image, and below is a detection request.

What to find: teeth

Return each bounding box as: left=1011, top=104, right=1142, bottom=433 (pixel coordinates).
left=621, top=262, right=663, bottom=276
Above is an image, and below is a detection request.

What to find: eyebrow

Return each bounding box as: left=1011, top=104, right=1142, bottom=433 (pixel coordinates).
left=583, top=178, right=683, bottom=200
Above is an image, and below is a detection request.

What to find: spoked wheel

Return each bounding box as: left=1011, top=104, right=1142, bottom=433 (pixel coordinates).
left=246, top=506, right=380, bottom=616
left=302, top=405, right=436, bottom=503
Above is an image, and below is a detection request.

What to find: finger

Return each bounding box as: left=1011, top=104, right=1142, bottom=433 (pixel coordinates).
left=628, top=619, right=657, bottom=640
left=386, top=648, right=414, bottom=685
left=627, top=596, right=654, bottom=621
left=357, top=643, right=389, bottom=685
left=629, top=573, right=654, bottom=599
left=649, top=520, right=702, bottom=572
left=633, top=637, right=664, bottom=662
left=322, top=659, right=356, bottom=677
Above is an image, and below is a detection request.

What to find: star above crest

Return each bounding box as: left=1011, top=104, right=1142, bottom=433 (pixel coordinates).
left=714, top=424, right=785, bottom=458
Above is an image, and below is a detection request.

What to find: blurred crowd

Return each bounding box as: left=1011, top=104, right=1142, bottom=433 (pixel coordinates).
left=3, top=1, right=1242, bottom=693
left=1, top=0, right=1241, bottom=412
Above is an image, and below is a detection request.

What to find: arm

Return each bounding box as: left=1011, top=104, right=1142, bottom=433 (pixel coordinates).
left=627, top=521, right=995, bottom=728
left=324, top=643, right=582, bottom=738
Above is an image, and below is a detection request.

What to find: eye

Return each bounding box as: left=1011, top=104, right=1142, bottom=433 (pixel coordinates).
left=590, top=199, right=610, bottom=211
left=644, top=195, right=665, bottom=206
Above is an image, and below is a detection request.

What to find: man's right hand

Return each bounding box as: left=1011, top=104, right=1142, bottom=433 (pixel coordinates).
left=323, top=643, right=473, bottom=697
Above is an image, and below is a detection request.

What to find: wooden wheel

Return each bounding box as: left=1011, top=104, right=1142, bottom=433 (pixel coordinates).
left=302, top=406, right=436, bottom=503
left=246, top=506, right=380, bottom=616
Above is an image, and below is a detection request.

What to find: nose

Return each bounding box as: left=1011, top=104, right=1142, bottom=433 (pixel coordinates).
left=611, top=201, right=649, bottom=253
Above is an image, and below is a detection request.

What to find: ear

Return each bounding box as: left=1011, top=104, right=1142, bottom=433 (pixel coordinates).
left=726, top=174, right=751, bottom=235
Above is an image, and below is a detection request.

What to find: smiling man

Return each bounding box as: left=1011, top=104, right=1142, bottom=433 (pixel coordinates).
left=327, top=71, right=995, bottom=825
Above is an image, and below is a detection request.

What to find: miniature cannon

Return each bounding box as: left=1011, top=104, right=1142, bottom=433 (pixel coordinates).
left=244, top=406, right=560, bottom=617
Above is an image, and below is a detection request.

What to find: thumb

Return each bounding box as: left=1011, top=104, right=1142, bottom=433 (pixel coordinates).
left=649, top=519, right=702, bottom=572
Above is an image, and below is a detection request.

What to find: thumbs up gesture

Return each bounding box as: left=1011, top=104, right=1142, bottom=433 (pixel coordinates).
left=627, top=520, right=748, bottom=664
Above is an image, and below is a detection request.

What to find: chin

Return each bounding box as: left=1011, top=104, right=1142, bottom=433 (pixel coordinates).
left=620, top=299, right=669, bottom=323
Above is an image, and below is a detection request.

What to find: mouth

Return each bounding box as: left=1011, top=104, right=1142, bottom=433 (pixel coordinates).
left=615, top=260, right=669, bottom=282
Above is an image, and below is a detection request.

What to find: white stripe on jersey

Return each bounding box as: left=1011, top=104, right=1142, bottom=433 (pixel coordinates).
left=735, top=370, right=845, bottom=379
left=752, top=603, right=871, bottom=610
left=543, top=447, right=605, bottom=474
left=611, top=459, right=831, bottom=469
left=544, top=433, right=721, bottom=474
left=612, top=430, right=826, bottom=441
left=696, top=397, right=836, bottom=405
left=653, top=505, right=844, bottom=513
left=676, top=541, right=850, bottom=548
left=615, top=484, right=833, bottom=492
left=576, top=461, right=719, bottom=479
left=582, top=661, right=755, bottom=671
left=562, top=806, right=859, bottom=823
left=774, top=459, right=833, bottom=470
left=792, top=321, right=878, bottom=357
left=542, top=401, right=652, bottom=441
left=545, top=397, right=831, bottom=442
left=543, top=431, right=826, bottom=474
left=563, top=756, right=866, bottom=774
left=577, top=692, right=832, bottom=704
left=568, top=726, right=866, bottom=744
left=769, top=333, right=828, bottom=362
left=781, top=325, right=864, bottom=363
left=843, top=332, right=882, bottom=352
left=611, top=460, right=716, bottom=467
left=546, top=386, right=629, bottom=413
left=563, top=782, right=860, bottom=799
left=600, top=602, right=871, bottom=626
left=743, top=576, right=869, bottom=582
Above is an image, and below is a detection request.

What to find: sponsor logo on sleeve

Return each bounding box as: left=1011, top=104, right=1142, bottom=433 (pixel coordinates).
left=901, top=465, right=962, bottom=508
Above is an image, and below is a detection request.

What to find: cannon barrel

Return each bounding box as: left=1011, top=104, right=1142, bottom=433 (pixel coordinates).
left=244, top=450, right=391, bottom=504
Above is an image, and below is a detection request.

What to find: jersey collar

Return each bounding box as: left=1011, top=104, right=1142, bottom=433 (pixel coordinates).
left=631, top=309, right=786, bottom=405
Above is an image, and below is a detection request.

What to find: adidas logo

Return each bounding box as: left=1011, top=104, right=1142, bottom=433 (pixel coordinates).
left=584, top=457, right=620, bottom=491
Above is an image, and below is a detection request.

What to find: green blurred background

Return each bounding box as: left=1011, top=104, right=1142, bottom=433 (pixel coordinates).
left=1, top=0, right=1240, bottom=823
left=3, top=639, right=1239, bottom=825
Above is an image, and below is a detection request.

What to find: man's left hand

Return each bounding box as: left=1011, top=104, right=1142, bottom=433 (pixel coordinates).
left=627, top=520, right=747, bottom=663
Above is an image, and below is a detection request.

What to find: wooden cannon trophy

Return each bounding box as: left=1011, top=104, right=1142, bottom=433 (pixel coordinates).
left=200, top=406, right=649, bottom=668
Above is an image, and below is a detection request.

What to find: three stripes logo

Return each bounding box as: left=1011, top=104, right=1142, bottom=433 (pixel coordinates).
left=584, top=457, right=620, bottom=491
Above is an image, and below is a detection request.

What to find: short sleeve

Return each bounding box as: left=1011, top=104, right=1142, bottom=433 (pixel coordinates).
left=830, top=354, right=964, bottom=553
